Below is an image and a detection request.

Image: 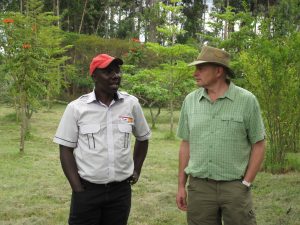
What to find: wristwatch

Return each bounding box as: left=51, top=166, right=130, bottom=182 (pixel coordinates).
left=242, top=180, right=251, bottom=187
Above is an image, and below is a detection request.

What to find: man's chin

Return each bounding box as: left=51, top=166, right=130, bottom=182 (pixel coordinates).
left=196, top=82, right=203, bottom=87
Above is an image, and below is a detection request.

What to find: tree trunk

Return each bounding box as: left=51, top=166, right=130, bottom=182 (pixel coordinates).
left=147, top=0, right=158, bottom=42
left=46, top=90, right=51, bottom=110
left=53, top=0, right=55, bottom=14
left=20, top=0, right=23, bottom=13
left=79, top=0, right=88, bottom=34
left=137, top=2, right=143, bottom=38
left=19, top=107, right=26, bottom=152
left=169, top=99, right=174, bottom=137
left=223, top=0, right=229, bottom=39
left=109, top=5, right=115, bottom=37
left=67, top=1, right=70, bottom=31
left=149, top=106, right=156, bottom=129
left=105, top=6, right=111, bottom=38
left=95, top=13, right=104, bottom=34
left=56, top=0, right=60, bottom=27
left=203, top=0, right=206, bottom=36
left=19, top=92, right=28, bottom=152
left=149, top=104, right=161, bottom=129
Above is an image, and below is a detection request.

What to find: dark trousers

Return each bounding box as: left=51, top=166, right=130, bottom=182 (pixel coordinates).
left=69, top=178, right=131, bottom=225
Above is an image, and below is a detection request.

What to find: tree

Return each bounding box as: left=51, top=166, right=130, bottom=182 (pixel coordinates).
left=146, top=43, right=196, bottom=137
left=146, top=0, right=196, bottom=137
left=0, top=0, right=71, bottom=152
left=239, top=34, right=300, bottom=172
left=141, top=0, right=163, bottom=43
left=231, top=0, right=300, bottom=172
left=122, top=69, right=169, bottom=129
left=179, top=0, right=206, bottom=43
left=0, top=0, right=20, bottom=12
left=156, top=0, right=187, bottom=45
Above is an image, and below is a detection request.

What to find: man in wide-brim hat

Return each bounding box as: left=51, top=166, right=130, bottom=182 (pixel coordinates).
left=176, top=46, right=266, bottom=225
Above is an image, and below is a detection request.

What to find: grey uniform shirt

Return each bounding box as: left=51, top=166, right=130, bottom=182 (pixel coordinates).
left=53, top=91, right=151, bottom=184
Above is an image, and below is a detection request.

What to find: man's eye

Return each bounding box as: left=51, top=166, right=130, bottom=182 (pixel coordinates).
left=109, top=70, right=120, bottom=75
left=106, top=68, right=114, bottom=74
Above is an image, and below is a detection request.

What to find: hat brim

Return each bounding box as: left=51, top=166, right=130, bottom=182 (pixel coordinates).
left=102, top=58, right=123, bottom=69
left=188, top=60, right=235, bottom=77
left=111, top=58, right=123, bottom=66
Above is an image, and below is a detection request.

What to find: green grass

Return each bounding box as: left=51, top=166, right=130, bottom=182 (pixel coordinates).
left=286, top=153, right=300, bottom=171
left=0, top=104, right=300, bottom=225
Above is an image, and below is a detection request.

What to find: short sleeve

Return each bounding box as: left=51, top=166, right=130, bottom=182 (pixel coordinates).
left=177, top=99, right=189, bottom=141
left=247, top=96, right=266, bottom=144
left=53, top=103, right=79, bottom=148
left=132, top=101, right=151, bottom=141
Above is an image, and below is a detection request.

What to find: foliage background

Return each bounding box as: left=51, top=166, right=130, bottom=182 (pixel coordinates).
left=0, top=1, right=299, bottom=223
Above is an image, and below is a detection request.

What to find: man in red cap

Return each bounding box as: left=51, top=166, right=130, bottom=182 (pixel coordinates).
left=54, top=53, right=151, bottom=225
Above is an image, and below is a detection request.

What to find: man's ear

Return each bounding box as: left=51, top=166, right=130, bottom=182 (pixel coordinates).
left=216, top=66, right=225, bottom=78
left=91, top=74, right=97, bottom=82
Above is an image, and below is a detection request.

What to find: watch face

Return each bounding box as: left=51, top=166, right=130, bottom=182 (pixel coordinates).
left=242, top=180, right=251, bottom=187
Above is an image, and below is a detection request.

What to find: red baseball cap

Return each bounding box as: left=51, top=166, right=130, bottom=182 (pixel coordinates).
left=89, top=54, right=123, bottom=75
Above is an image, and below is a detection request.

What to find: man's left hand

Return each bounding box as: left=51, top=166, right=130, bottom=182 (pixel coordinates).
left=129, top=170, right=139, bottom=185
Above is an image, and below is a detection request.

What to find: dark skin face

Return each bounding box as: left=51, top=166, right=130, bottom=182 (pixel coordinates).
left=92, top=61, right=122, bottom=105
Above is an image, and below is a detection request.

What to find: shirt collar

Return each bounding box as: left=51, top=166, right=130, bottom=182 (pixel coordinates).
left=86, top=90, right=124, bottom=104
left=221, top=82, right=236, bottom=101
left=198, top=88, right=207, bottom=101
left=198, top=81, right=236, bottom=102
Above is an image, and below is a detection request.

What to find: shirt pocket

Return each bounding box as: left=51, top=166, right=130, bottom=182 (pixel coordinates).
left=220, top=115, right=246, bottom=138
left=80, top=124, right=101, bottom=150
left=117, top=124, right=132, bottom=149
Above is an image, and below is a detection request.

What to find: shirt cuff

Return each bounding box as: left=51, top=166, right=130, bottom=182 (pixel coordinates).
left=135, top=130, right=151, bottom=141
left=249, top=133, right=266, bottom=145
left=53, top=136, right=77, bottom=148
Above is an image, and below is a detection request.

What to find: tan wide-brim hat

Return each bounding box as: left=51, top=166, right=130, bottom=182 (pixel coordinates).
left=188, top=46, right=234, bottom=77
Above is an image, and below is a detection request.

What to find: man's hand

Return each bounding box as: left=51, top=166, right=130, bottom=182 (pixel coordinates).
left=129, top=170, right=139, bottom=185
left=132, top=139, right=148, bottom=185
left=176, top=187, right=188, bottom=211
left=59, top=145, right=83, bottom=192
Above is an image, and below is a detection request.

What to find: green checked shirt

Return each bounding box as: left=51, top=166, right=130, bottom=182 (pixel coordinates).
left=177, top=82, right=265, bottom=181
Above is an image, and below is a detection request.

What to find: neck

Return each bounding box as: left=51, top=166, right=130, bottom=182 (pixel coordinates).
left=206, top=80, right=229, bottom=102
left=95, top=90, right=117, bottom=106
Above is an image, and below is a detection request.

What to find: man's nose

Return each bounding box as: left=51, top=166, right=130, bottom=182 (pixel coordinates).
left=193, top=70, right=199, bottom=77
left=112, top=72, right=121, bottom=78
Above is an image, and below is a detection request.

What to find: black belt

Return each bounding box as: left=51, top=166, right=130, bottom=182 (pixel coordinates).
left=192, top=176, right=242, bottom=182
left=80, top=177, right=131, bottom=188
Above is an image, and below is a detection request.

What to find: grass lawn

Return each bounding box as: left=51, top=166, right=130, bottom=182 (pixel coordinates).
left=0, top=104, right=299, bottom=225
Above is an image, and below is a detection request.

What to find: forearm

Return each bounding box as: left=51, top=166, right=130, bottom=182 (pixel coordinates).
left=59, top=145, right=83, bottom=192
left=178, top=140, right=190, bottom=189
left=133, top=139, right=149, bottom=175
left=176, top=140, right=190, bottom=211
left=244, top=139, right=266, bottom=183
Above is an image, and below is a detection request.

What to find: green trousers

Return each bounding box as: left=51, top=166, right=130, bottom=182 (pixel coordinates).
left=187, top=176, right=257, bottom=225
